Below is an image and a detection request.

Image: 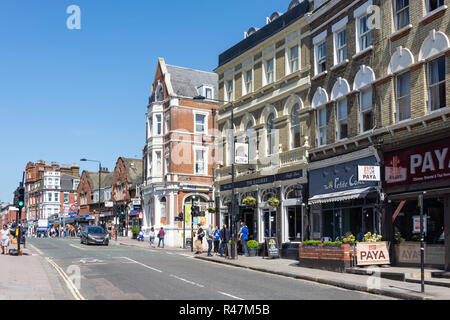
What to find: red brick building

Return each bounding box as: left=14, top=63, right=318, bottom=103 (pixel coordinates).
left=141, top=58, right=219, bottom=247
left=1, top=204, right=19, bottom=226
left=111, top=157, right=143, bottom=236
left=25, top=161, right=80, bottom=222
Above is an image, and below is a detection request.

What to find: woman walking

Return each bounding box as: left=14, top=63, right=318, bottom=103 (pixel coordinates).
left=149, top=227, right=155, bottom=248
left=1, top=225, right=11, bottom=255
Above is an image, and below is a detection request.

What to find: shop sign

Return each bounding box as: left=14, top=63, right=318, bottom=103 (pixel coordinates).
left=220, top=170, right=303, bottom=191
left=235, top=142, right=249, bottom=164
left=184, top=205, right=191, bottom=224
left=264, top=237, right=280, bottom=259
left=356, top=242, right=390, bottom=266
left=358, top=165, right=380, bottom=181
left=385, top=139, right=450, bottom=188
left=396, top=242, right=421, bottom=264
left=132, top=199, right=141, bottom=206
left=412, top=216, right=428, bottom=234
left=309, top=156, right=378, bottom=197
left=105, top=201, right=113, bottom=208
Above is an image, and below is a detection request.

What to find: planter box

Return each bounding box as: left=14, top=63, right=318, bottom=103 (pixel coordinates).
left=248, top=248, right=258, bottom=257
left=298, top=244, right=353, bottom=272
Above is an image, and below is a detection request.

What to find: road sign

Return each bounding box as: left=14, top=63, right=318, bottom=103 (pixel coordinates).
left=70, top=204, right=78, bottom=212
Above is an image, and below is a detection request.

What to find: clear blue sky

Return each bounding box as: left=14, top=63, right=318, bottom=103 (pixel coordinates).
left=0, top=0, right=290, bottom=203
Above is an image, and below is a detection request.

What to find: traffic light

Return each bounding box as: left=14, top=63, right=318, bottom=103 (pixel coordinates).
left=17, top=186, right=25, bottom=209
left=191, top=205, right=200, bottom=217
left=121, top=204, right=125, bottom=215
left=175, top=212, right=183, bottom=221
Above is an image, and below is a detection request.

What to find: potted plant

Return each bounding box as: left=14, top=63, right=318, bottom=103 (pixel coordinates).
left=267, top=197, right=280, bottom=208
left=247, top=240, right=259, bottom=256
left=394, top=232, right=405, bottom=244
left=302, top=240, right=322, bottom=247
left=131, top=227, right=140, bottom=239
left=322, top=241, right=342, bottom=248
left=363, top=232, right=382, bottom=242
left=207, top=207, right=216, bottom=213
left=224, top=200, right=232, bottom=207
left=242, top=196, right=257, bottom=207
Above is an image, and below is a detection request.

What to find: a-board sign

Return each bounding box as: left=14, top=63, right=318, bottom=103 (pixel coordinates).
left=264, top=237, right=280, bottom=259
left=356, top=241, right=390, bottom=266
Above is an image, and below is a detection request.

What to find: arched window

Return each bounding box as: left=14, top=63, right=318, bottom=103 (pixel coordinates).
left=290, top=103, right=301, bottom=149
left=266, top=113, right=276, bottom=155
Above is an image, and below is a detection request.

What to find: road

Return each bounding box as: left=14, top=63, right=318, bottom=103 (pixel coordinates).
left=28, top=237, right=393, bottom=300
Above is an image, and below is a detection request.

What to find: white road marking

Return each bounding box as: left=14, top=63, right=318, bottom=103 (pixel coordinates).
left=70, top=244, right=87, bottom=251
left=170, top=274, right=204, bottom=287
left=121, top=257, right=163, bottom=273
left=45, top=257, right=86, bottom=300
left=217, top=291, right=244, bottom=300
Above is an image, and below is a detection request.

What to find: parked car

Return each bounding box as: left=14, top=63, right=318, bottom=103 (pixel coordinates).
left=80, top=226, right=109, bottom=245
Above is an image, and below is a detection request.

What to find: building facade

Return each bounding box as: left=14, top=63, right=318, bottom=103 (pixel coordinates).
left=215, top=0, right=311, bottom=258
left=25, top=161, right=80, bottom=222
left=77, top=169, right=113, bottom=226
left=141, top=58, right=219, bottom=248
left=111, top=157, right=143, bottom=236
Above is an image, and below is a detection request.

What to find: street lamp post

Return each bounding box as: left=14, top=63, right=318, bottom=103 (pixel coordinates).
left=80, top=159, right=102, bottom=226
left=193, top=95, right=237, bottom=259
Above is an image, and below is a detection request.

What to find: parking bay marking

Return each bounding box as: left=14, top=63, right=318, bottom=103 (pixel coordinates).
left=120, top=257, right=163, bottom=273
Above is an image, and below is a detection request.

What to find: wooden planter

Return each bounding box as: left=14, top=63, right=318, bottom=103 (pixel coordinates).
left=298, top=244, right=353, bottom=272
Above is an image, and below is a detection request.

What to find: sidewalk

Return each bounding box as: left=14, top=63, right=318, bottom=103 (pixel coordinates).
left=0, top=248, right=72, bottom=300
left=109, top=236, right=450, bottom=300
left=110, top=236, right=186, bottom=251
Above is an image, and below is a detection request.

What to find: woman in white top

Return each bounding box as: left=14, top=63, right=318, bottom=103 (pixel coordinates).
left=1, top=224, right=11, bottom=255
left=149, top=227, right=155, bottom=248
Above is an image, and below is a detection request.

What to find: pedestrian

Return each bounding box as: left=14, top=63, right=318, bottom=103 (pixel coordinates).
left=157, top=227, right=165, bottom=248
left=205, top=224, right=214, bottom=256
left=1, top=225, right=11, bottom=255
left=220, top=224, right=231, bottom=258
left=239, top=222, right=249, bottom=257
left=149, top=227, right=155, bottom=248
left=213, top=226, right=220, bottom=256
left=195, top=224, right=205, bottom=254
left=138, top=229, right=144, bottom=242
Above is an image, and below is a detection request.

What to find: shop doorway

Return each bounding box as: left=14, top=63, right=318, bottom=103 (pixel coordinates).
left=263, top=209, right=277, bottom=238
left=241, top=208, right=255, bottom=240
left=287, top=206, right=302, bottom=241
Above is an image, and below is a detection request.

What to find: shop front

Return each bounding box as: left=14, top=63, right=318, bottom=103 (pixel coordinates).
left=308, top=148, right=381, bottom=241
left=384, top=138, right=450, bottom=270
left=219, top=169, right=307, bottom=258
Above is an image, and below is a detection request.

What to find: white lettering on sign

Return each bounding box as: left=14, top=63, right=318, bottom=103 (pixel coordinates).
left=410, top=147, right=450, bottom=174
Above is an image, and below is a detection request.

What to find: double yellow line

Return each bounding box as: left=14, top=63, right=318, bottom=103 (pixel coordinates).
left=45, top=257, right=86, bottom=300
left=29, top=243, right=85, bottom=300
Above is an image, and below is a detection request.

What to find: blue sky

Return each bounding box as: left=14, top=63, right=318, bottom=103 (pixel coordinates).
left=0, top=0, right=291, bottom=203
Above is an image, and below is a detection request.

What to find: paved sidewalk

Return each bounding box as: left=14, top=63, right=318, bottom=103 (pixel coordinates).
left=110, top=236, right=187, bottom=251
left=0, top=248, right=72, bottom=300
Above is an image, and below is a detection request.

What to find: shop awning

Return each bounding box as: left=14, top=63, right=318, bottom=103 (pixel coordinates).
left=308, top=187, right=375, bottom=205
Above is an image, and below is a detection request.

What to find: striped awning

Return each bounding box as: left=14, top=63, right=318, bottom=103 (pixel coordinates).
left=308, top=187, right=375, bottom=205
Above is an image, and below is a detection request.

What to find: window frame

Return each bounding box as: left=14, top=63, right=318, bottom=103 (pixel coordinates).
left=155, top=114, right=162, bottom=136
left=393, top=0, right=410, bottom=30
left=336, top=98, right=348, bottom=141
left=194, top=110, right=209, bottom=134
left=335, top=28, right=347, bottom=65
left=193, top=146, right=208, bottom=175
left=225, top=79, right=234, bottom=102
left=360, top=86, right=374, bottom=133
left=395, top=70, right=411, bottom=122
left=316, top=41, right=327, bottom=74
left=290, top=103, right=302, bottom=150
left=266, top=112, right=276, bottom=155
left=288, top=44, right=300, bottom=74
left=317, top=107, right=327, bottom=147
left=358, top=14, right=372, bottom=51
left=427, top=55, right=446, bottom=112
left=243, top=68, right=253, bottom=95
left=427, top=0, right=445, bottom=12
left=264, top=57, right=275, bottom=85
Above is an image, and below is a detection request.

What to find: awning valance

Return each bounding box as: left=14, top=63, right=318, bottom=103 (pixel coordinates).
left=308, top=187, right=375, bottom=205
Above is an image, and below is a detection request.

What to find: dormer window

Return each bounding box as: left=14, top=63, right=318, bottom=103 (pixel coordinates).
left=197, top=85, right=214, bottom=99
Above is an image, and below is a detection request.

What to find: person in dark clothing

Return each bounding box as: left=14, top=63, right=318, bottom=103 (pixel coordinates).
left=220, top=224, right=231, bottom=258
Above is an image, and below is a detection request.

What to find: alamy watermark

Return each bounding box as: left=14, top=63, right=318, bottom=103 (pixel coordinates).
left=66, top=5, right=81, bottom=30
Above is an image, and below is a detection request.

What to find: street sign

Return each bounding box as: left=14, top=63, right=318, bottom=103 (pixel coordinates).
left=105, top=201, right=113, bottom=208
left=70, top=204, right=78, bottom=212
left=235, top=142, right=249, bottom=164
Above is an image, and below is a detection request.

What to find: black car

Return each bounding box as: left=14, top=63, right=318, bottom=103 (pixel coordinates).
left=80, top=226, right=109, bottom=245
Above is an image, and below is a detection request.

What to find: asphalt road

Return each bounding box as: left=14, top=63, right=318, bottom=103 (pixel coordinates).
left=28, top=237, right=393, bottom=300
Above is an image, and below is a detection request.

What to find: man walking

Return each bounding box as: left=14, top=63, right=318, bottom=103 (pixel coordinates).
left=213, top=226, right=220, bottom=256
left=205, top=224, right=214, bottom=257
left=239, top=222, right=249, bottom=257
left=157, top=227, right=165, bottom=248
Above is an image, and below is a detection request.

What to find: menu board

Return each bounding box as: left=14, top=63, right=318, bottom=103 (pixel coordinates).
left=264, top=237, right=280, bottom=259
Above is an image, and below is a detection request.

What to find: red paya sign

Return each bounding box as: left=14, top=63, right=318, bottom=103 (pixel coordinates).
left=385, top=139, right=450, bottom=188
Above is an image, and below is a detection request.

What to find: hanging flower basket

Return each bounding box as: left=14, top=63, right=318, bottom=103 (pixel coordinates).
left=224, top=200, right=232, bottom=207
left=207, top=207, right=216, bottom=213
left=267, top=197, right=280, bottom=208
left=242, top=196, right=257, bottom=207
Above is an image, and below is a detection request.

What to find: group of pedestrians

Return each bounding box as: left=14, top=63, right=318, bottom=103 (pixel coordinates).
left=147, top=226, right=166, bottom=248
left=193, top=222, right=249, bottom=258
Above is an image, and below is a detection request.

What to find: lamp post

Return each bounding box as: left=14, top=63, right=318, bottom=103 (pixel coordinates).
left=191, top=196, right=196, bottom=253
left=80, top=159, right=102, bottom=226
left=193, top=95, right=237, bottom=259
